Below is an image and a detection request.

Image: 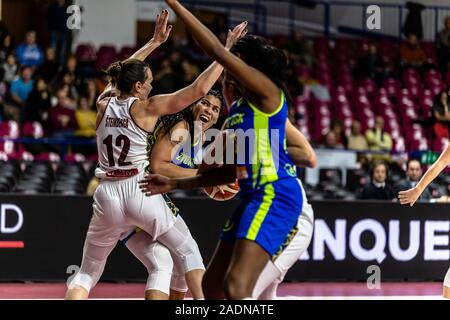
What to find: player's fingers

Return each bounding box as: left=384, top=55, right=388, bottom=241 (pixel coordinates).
left=161, top=10, right=169, bottom=24
left=165, top=25, right=173, bottom=37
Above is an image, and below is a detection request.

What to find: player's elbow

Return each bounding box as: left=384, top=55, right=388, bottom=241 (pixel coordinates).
left=149, top=160, right=162, bottom=175
left=307, top=153, right=318, bottom=168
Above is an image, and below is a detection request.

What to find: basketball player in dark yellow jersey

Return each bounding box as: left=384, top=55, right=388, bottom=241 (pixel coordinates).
left=139, top=0, right=312, bottom=300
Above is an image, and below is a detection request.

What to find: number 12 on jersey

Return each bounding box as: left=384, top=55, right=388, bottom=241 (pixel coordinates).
left=103, top=134, right=132, bottom=167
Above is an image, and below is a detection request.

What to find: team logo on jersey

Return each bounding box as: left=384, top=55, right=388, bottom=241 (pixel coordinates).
left=174, top=152, right=195, bottom=168
left=224, top=113, right=245, bottom=129
left=284, top=163, right=297, bottom=177
left=105, top=115, right=129, bottom=128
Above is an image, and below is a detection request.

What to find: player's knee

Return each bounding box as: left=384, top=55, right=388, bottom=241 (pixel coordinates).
left=224, top=272, right=252, bottom=300
left=173, top=235, right=204, bottom=272
left=444, top=268, right=450, bottom=287
left=170, top=273, right=188, bottom=293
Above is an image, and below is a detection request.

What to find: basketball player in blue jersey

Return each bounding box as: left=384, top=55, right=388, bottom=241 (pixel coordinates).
left=138, top=89, right=316, bottom=300
left=139, top=0, right=310, bottom=300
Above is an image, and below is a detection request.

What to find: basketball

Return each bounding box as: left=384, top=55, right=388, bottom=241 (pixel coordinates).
left=203, top=179, right=239, bottom=201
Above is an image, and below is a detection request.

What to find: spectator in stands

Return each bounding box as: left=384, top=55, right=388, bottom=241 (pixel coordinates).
left=366, top=116, right=392, bottom=152
left=320, top=131, right=344, bottom=149
left=437, top=16, right=450, bottom=72
left=0, top=33, right=14, bottom=63
left=58, top=55, right=82, bottom=91
left=74, top=96, right=95, bottom=138
left=180, top=59, right=200, bottom=88
left=38, top=47, right=59, bottom=84
left=323, top=119, right=347, bottom=147
left=73, top=96, right=96, bottom=156
left=359, top=161, right=395, bottom=200
left=9, top=66, right=34, bottom=121
left=85, top=79, right=98, bottom=109
left=347, top=120, right=368, bottom=151
left=395, top=159, right=432, bottom=201
left=48, top=85, right=78, bottom=138
left=25, top=77, right=52, bottom=123
left=0, top=68, right=6, bottom=120
left=15, top=30, right=44, bottom=68
left=153, top=58, right=178, bottom=94
left=61, top=72, right=79, bottom=101
left=400, top=33, right=427, bottom=70
left=285, top=30, right=315, bottom=69
left=48, top=0, right=70, bottom=66
left=431, top=90, right=450, bottom=140
left=354, top=42, right=387, bottom=86
left=1, top=53, right=18, bottom=84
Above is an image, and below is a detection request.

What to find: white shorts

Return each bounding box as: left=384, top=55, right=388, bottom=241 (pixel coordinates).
left=88, top=172, right=178, bottom=247
left=253, top=178, right=314, bottom=299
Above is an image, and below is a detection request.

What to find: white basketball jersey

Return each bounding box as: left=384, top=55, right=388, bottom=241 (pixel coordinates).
left=95, top=96, right=149, bottom=179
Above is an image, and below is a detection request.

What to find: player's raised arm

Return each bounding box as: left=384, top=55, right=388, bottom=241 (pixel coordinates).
left=145, top=21, right=247, bottom=116
left=165, top=0, right=281, bottom=114
left=97, top=10, right=172, bottom=105
left=399, top=144, right=450, bottom=206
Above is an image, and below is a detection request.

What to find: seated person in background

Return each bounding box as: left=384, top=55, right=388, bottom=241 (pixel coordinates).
left=74, top=96, right=96, bottom=138
left=354, top=42, right=388, bottom=85
left=431, top=90, right=450, bottom=140
left=15, top=30, right=44, bottom=68
left=8, top=66, right=34, bottom=122
left=400, top=33, right=427, bottom=69
left=359, top=161, right=395, bottom=200
left=321, top=119, right=347, bottom=147
left=48, top=85, right=78, bottom=139
left=320, top=131, right=344, bottom=149
left=366, top=116, right=392, bottom=152
left=395, top=159, right=432, bottom=202
left=347, top=120, right=368, bottom=151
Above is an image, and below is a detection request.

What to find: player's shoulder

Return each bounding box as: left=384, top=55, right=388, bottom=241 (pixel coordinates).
left=96, top=96, right=113, bottom=113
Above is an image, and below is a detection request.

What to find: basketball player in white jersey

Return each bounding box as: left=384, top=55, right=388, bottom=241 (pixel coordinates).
left=65, top=10, right=245, bottom=300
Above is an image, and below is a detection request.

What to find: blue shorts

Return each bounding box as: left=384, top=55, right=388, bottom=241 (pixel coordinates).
left=220, top=178, right=303, bottom=257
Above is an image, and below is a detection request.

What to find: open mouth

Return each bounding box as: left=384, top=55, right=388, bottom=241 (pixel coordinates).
left=199, top=114, right=210, bottom=123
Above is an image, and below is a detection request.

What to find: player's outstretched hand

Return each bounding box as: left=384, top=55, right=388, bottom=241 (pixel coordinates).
left=152, top=9, right=172, bottom=44
left=225, top=21, right=248, bottom=50
left=139, top=174, right=176, bottom=196
left=398, top=187, right=421, bottom=207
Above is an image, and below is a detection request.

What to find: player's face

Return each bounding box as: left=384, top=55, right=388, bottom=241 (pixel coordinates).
left=137, top=68, right=153, bottom=99
left=193, top=95, right=221, bottom=131
left=221, top=71, right=239, bottom=108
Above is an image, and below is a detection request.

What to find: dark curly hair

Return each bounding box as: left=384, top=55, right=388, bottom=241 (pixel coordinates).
left=230, top=35, right=292, bottom=107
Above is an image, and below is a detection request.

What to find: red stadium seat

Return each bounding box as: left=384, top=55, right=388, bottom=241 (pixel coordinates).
left=22, top=122, right=44, bottom=138
left=382, top=78, right=401, bottom=99
left=95, top=45, right=118, bottom=70
left=35, top=152, right=61, bottom=163
left=75, top=43, right=97, bottom=62
left=118, top=46, right=137, bottom=61
left=0, top=121, right=20, bottom=138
